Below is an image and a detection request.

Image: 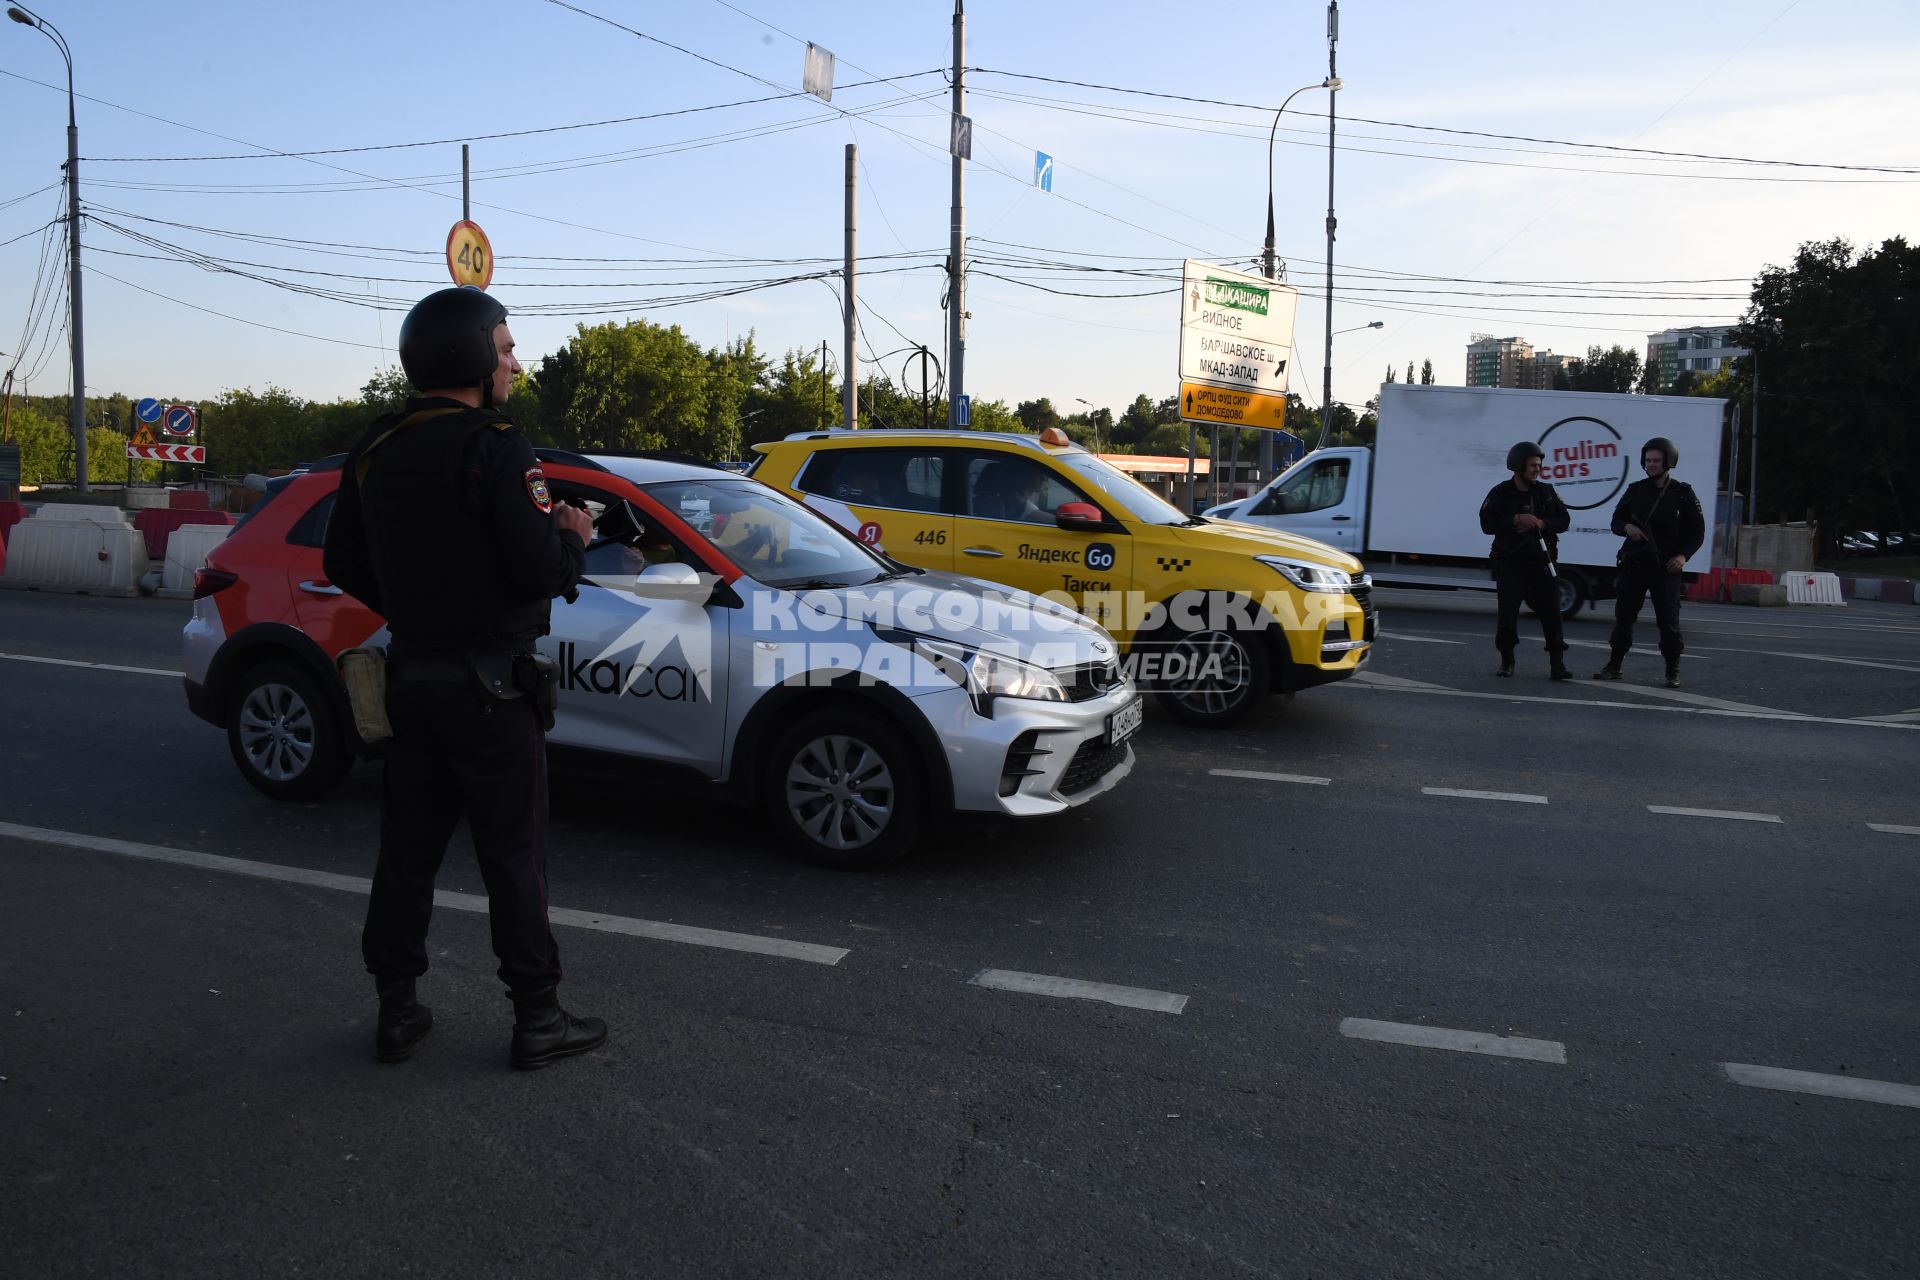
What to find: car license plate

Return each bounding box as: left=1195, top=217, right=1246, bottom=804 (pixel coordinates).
left=1106, top=697, right=1144, bottom=747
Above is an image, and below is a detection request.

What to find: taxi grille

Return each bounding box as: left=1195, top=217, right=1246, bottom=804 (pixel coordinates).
left=1059, top=736, right=1130, bottom=796
left=1060, top=659, right=1125, bottom=702
left=1352, top=582, right=1378, bottom=641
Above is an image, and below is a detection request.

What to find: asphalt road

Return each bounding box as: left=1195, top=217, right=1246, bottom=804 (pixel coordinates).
left=2, top=586, right=1916, bottom=1278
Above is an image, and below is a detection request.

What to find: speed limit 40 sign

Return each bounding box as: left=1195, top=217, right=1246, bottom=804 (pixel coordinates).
left=446, top=220, right=494, bottom=289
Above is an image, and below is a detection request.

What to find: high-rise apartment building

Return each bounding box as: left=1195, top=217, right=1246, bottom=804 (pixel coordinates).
left=1645, top=326, right=1745, bottom=392
left=1466, top=334, right=1572, bottom=389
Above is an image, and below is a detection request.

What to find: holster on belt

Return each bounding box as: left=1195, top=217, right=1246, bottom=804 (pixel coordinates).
left=337, top=647, right=393, bottom=743
left=467, top=652, right=560, bottom=732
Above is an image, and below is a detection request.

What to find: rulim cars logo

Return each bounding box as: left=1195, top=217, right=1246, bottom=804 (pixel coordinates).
left=1201, top=276, right=1270, bottom=316
left=1536, top=416, right=1629, bottom=510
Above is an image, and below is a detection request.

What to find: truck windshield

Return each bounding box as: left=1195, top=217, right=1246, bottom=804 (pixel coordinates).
left=1050, top=451, right=1191, bottom=525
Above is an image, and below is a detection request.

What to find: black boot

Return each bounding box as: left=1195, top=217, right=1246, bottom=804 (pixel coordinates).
left=1495, top=654, right=1515, bottom=677
left=375, top=978, right=433, bottom=1064
left=1549, top=659, right=1573, bottom=681
left=508, top=985, right=607, bottom=1071
left=1663, top=660, right=1681, bottom=689
left=1593, top=657, right=1624, bottom=680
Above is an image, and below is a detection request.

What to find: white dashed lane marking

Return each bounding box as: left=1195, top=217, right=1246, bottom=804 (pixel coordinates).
left=0, top=821, right=849, bottom=965
left=0, top=651, right=183, bottom=678
left=1647, top=806, right=1783, bottom=824
left=1209, top=768, right=1331, bottom=786
left=1339, top=1017, right=1567, bottom=1064
left=1422, top=787, right=1548, bottom=805
left=970, top=969, right=1188, bottom=1014
left=1723, top=1063, right=1920, bottom=1109
left=1867, top=823, right=1920, bottom=836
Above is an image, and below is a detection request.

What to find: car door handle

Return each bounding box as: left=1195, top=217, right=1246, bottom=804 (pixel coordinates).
left=1331, top=516, right=1353, bottom=522
left=298, top=580, right=345, bottom=596
left=963, top=547, right=1004, bottom=558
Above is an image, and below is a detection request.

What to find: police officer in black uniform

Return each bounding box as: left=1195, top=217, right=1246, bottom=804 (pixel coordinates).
left=1479, top=441, right=1573, bottom=680
left=1594, top=435, right=1705, bottom=689
left=323, top=286, right=608, bottom=1070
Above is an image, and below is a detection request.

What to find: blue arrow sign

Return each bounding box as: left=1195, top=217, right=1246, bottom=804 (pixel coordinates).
left=1033, top=151, right=1054, bottom=193
left=135, top=398, right=162, bottom=424
left=163, top=405, right=196, bottom=436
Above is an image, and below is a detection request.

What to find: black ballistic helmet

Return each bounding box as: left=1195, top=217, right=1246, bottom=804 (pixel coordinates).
left=398, top=286, right=507, bottom=393
left=1641, top=436, right=1679, bottom=469
left=1506, top=440, right=1545, bottom=473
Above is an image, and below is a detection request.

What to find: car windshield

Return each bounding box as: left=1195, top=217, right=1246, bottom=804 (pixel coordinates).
left=642, top=477, right=891, bottom=589
left=1049, top=450, right=1192, bottom=525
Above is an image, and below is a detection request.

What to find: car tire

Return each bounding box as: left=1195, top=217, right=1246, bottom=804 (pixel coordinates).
left=226, top=658, right=352, bottom=801
left=763, top=706, right=925, bottom=871
left=1150, top=624, right=1272, bottom=728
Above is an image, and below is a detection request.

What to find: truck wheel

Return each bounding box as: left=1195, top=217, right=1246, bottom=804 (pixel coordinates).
left=763, top=706, right=925, bottom=871
left=1151, top=625, right=1271, bottom=728
left=1554, top=570, right=1587, bottom=619
left=226, top=659, right=352, bottom=801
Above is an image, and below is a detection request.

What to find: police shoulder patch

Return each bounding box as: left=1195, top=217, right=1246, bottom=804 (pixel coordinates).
left=525, top=467, right=553, bottom=513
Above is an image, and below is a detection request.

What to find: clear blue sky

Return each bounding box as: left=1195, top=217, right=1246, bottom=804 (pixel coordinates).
left=2, top=0, right=1912, bottom=423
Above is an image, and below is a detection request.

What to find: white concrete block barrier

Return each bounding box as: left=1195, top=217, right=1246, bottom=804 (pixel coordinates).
left=157, top=522, right=234, bottom=599
left=0, top=507, right=150, bottom=597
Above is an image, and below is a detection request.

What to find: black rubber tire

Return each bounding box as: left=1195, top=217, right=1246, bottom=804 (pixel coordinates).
left=1524, top=570, right=1588, bottom=620
left=1149, top=624, right=1273, bottom=729
left=225, top=658, right=353, bottom=801
left=762, top=705, right=926, bottom=870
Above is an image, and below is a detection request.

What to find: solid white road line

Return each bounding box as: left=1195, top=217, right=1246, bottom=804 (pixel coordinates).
left=1646, top=805, right=1782, bottom=824
left=1338, top=1017, right=1566, bottom=1064
left=971, top=969, right=1188, bottom=1014
left=1210, top=768, right=1332, bottom=786
left=1352, top=671, right=1455, bottom=691
left=1422, top=787, right=1548, bottom=805
left=0, top=821, right=849, bottom=966
left=1687, top=644, right=1920, bottom=675
left=1723, top=1063, right=1920, bottom=1109
left=0, top=651, right=183, bottom=678
left=1351, top=680, right=1920, bottom=731
left=1867, top=823, right=1920, bottom=837
left=1587, top=681, right=1802, bottom=716
left=1378, top=632, right=1466, bottom=645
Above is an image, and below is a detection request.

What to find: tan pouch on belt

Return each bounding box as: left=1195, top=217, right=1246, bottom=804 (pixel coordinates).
left=337, top=647, right=392, bottom=743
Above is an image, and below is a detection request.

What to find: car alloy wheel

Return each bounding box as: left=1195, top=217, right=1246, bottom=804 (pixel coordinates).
left=785, top=733, right=895, bottom=852
left=1154, top=626, right=1271, bottom=728
left=238, top=680, right=317, bottom=783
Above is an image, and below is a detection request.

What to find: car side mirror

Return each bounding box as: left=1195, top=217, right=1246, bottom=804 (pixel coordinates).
left=1055, top=501, right=1106, bottom=531
left=626, top=561, right=710, bottom=601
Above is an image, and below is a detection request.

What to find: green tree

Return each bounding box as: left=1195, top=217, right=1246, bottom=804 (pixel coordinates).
left=1385, top=364, right=1397, bottom=384
left=1569, top=345, right=1643, bottom=394
left=1406, top=361, right=1416, bottom=384
left=1420, top=359, right=1435, bottom=385
left=1732, top=235, right=1919, bottom=538
left=533, top=320, right=731, bottom=458
left=1014, top=397, right=1063, bottom=435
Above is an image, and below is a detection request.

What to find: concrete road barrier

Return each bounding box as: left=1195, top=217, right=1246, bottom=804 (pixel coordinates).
left=1732, top=583, right=1788, bottom=606
left=1780, top=571, right=1845, bottom=606
left=158, top=522, right=233, bottom=599
left=0, top=507, right=150, bottom=597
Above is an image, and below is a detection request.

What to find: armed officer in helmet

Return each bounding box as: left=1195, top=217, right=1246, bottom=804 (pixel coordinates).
left=1594, top=436, right=1704, bottom=689
left=323, top=286, right=607, bottom=1070
left=1479, top=441, right=1573, bottom=679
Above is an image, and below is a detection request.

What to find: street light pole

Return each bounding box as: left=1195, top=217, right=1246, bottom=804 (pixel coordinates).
left=8, top=4, right=85, bottom=491
left=1073, top=397, right=1100, bottom=453
left=1318, top=0, right=1340, bottom=451
left=1261, top=73, right=1340, bottom=477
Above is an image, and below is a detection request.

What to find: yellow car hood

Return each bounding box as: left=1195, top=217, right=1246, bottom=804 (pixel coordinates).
left=1167, top=519, right=1364, bottom=574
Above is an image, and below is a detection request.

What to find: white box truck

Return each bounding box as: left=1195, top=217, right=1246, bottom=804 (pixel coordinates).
left=1207, top=384, right=1728, bottom=616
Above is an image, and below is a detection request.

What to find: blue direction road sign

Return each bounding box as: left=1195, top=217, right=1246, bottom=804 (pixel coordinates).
left=955, top=394, right=971, bottom=427
left=163, top=404, right=197, bottom=437
left=1033, top=151, right=1054, bottom=193
left=135, top=397, right=162, bottom=424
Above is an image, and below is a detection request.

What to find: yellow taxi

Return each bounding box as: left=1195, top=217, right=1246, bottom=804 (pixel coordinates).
left=749, top=428, right=1374, bottom=727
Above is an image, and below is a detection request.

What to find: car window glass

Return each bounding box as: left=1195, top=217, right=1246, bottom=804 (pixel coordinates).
left=549, top=481, right=694, bottom=580
left=1254, top=458, right=1349, bottom=516
left=963, top=454, right=1081, bottom=525
left=797, top=448, right=944, bottom=513
left=285, top=490, right=335, bottom=547
left=645, top=478, right=888, bottom=589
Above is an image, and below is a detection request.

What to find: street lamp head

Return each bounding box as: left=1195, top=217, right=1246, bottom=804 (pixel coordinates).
left=7, top=7, right=37, bottom=26
left=1366, top=320, right=1382, bottom=329
left=1324, top=76, right=1343, bottom=91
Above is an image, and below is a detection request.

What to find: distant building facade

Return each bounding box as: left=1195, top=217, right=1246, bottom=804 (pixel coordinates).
left=1645, top=326, right=1745, bottom=392
left=1465, top=334, right=1573, bottom=389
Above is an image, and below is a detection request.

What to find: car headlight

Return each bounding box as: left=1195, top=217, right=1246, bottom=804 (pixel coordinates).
left=1255, top=554, right=1365, bottom=594
left=880, top=630, right=1066, bottom=713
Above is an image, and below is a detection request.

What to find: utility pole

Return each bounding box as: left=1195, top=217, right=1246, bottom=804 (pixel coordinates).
left=1748, top=350, right=1759, bottom=523
left=946, top=0, right=967, bottom=427
left=462, top=144, right=470, bottom=220
left=820, top=339, right=830, bottom=428
left=844, top=143, right=858, bottom=429
left=1317, top=0, right=1339, bottom=451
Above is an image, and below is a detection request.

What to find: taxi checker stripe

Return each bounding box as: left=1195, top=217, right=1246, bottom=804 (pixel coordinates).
left=1156, top=556, right=1192, bottom=572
